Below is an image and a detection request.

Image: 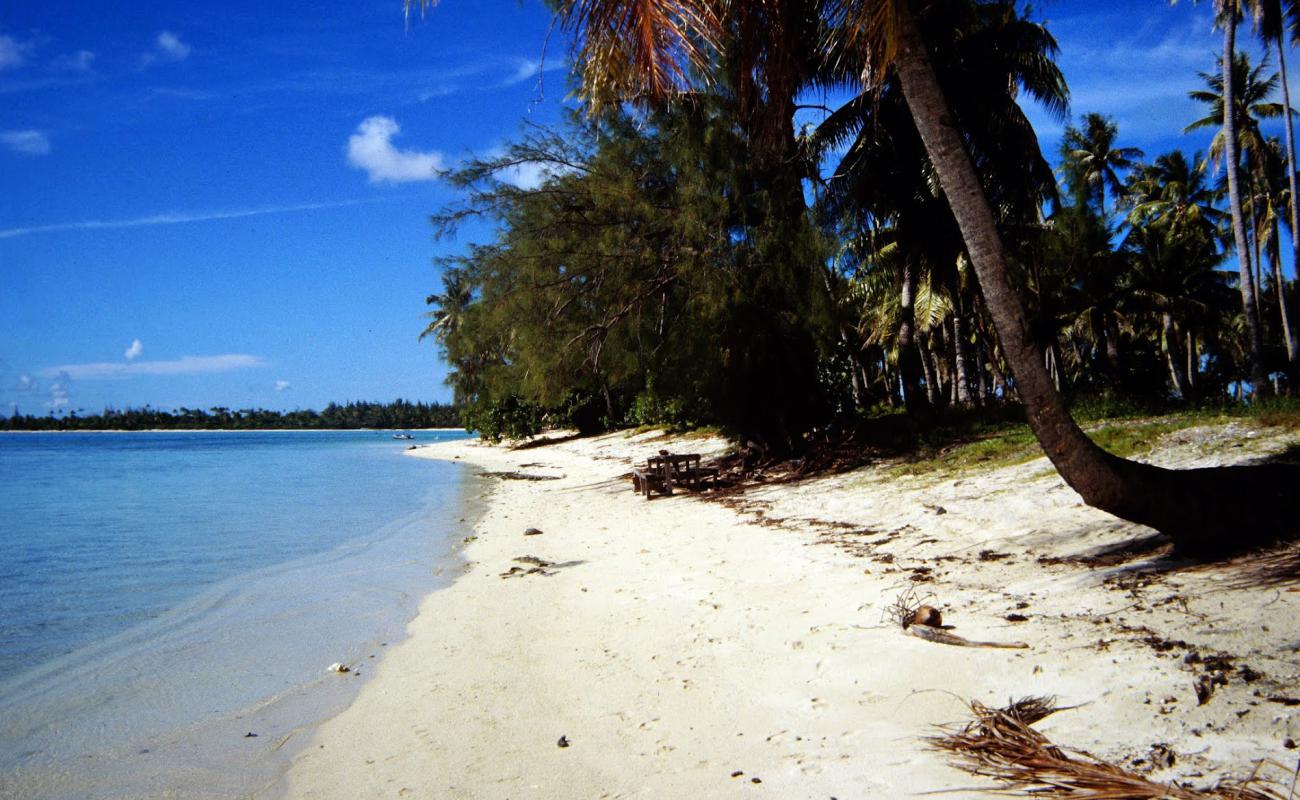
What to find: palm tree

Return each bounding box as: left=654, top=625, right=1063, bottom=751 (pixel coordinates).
left=1194, top=2, right=1272, bottom=394
left=814, top=0, right=1064, bottom=410
left=1188, top=49, right=1286, bottom=389
left=1124, top=151, right=1231, bottom=397
left=419, top=267, right=473, bottom=345
left=1249, top=137, right=1298, bottom=375
left=414, top=0, right=1299, bottom=550
left=1252, top=0, right=1300, bottom=379
left=1060, top=113, right=1144, bottom=214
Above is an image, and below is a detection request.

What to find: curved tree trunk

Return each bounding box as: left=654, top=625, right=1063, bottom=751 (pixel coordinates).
left=894, top=0, right=1297, bottom=551
left=1220, top=12, right=1271, bottom=396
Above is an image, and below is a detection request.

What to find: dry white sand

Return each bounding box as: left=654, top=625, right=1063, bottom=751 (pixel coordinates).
left=279, top=423, right=1300, bottom=798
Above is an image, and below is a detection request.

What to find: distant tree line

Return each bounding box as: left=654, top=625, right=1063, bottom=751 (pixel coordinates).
left=0, top=400, right=460, bottom=431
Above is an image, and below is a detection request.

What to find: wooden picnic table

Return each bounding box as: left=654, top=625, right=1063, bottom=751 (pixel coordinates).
left=631, top=451, right=720, bottom=498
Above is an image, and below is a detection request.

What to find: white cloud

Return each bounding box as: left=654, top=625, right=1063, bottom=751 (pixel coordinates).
left=157, top=31, right=192, bottom=60
left=41, top=354, right=266, bottom=381
left=495, top=160, right=551, bottom=190
left=0, top=34, right=34, bottom=71
left=52, top=49, right=95, bottom=73
left=1, top=129, right=51, bottom=156
left=16, top=374, right=39, bottom=392
left=503, top=57, right=565, bottom=87
left=482, top=146, right=573, bottom=190
left=347, top=116, right=444, bottom=183
left=141, top=30, right=191, bottom=67
left=124, top=339, right=143, bottom=360
left=275, top=379, right=291, bottom=392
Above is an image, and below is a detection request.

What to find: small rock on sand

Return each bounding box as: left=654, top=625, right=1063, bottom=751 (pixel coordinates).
left=327, top=662, right=351, bottom=674
left=524, top=527, right=544, bottom=536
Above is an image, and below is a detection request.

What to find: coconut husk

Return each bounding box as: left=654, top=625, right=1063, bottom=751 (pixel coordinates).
left=930, top=698, right=1289, bottom=799
left=885, top=585, right=935, bottom=629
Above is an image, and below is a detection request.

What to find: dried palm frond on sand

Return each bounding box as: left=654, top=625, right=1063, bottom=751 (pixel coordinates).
left=931, top=697, right=1292, bottom=799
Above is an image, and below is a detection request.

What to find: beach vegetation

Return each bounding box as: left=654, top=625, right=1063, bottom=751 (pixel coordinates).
left=417, top=0, right=1300, bottom=551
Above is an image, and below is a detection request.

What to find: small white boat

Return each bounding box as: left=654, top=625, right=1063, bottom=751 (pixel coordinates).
left=392, top=433, right=415, bottom=440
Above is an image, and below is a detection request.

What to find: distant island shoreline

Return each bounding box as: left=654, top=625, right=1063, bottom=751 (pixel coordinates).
left=1, top=400, right=462, bottom=432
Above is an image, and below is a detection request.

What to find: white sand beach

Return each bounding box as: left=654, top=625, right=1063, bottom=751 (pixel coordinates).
left=279, top=423, right=1300, bottom=798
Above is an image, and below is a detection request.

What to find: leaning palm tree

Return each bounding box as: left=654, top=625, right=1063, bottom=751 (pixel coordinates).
left=814, top=0, right=1064, bottom=409
left=413, top=0, right=1299, bottom=551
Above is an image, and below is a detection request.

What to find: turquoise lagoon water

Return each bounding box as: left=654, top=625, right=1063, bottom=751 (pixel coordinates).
left=0, top=430, right=476, bottom=799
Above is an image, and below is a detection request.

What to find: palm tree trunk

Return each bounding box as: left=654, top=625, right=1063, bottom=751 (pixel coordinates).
left=1246, top=177, right=1264, bottom=321
left=953, top=293, right=975, bottom=406
left=1220, top=12, right=1271, bottom=396
left=1270, top=215, right=1297, bottom=370
left=893, top=0, right=1297, bottom=551
left=919, top=331, right=941, bottom=407
left=1276, top=37, right=1300, bottom=378
left=1164, top=313, right=1192, bottom=399
left=897, top=259, right=927, bottom=411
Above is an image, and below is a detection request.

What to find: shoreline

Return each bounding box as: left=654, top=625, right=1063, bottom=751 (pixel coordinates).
left=280, top=425, right=1300, bottom=798
left=0, top=431, right=479, bottom=800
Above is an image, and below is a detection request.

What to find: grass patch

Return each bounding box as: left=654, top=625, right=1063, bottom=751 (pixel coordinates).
left=1085, top=417, right=1200, bottom=458
left=881, top=410, right=1278, bottom=482
left=884, top=425, right=1041, bottom=480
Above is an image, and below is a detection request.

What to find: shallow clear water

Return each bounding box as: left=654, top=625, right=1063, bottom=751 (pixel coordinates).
left=0, top=430, right=476, bottom=799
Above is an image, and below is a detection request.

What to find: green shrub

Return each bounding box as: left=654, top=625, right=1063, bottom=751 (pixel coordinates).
left=462, top=396, right=543, bottom=443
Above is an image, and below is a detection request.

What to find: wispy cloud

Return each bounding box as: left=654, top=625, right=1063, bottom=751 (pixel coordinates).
left=47, top=373, right=70, bottom=408
left=347, top=116, right=444, bottom=183
left=41, top=354, right=267, bottom=381
left=275, top=379, right=291, bottom=392
left=157, top=31, right=191, bottom=60
left=0, top=197, right=378, bottom=240
left=141, top=30, right=192, bottom=68
left=124, top=339, right=143, bottom=361
left=503, top=58, right=566, bottom=88
left=0, top=129, right=50, bottom=155
left=1036, top=6, right=1220, bottom=150
left=51, top=49, right=95, bottom=73
left=0, top=33, right=35, bottom=71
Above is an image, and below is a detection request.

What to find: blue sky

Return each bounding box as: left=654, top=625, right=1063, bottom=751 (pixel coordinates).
left=0, top=1, right=1293, bottom=414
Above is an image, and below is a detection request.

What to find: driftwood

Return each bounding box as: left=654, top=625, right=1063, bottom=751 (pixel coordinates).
left=906, top=624, right=1028, bottom=649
